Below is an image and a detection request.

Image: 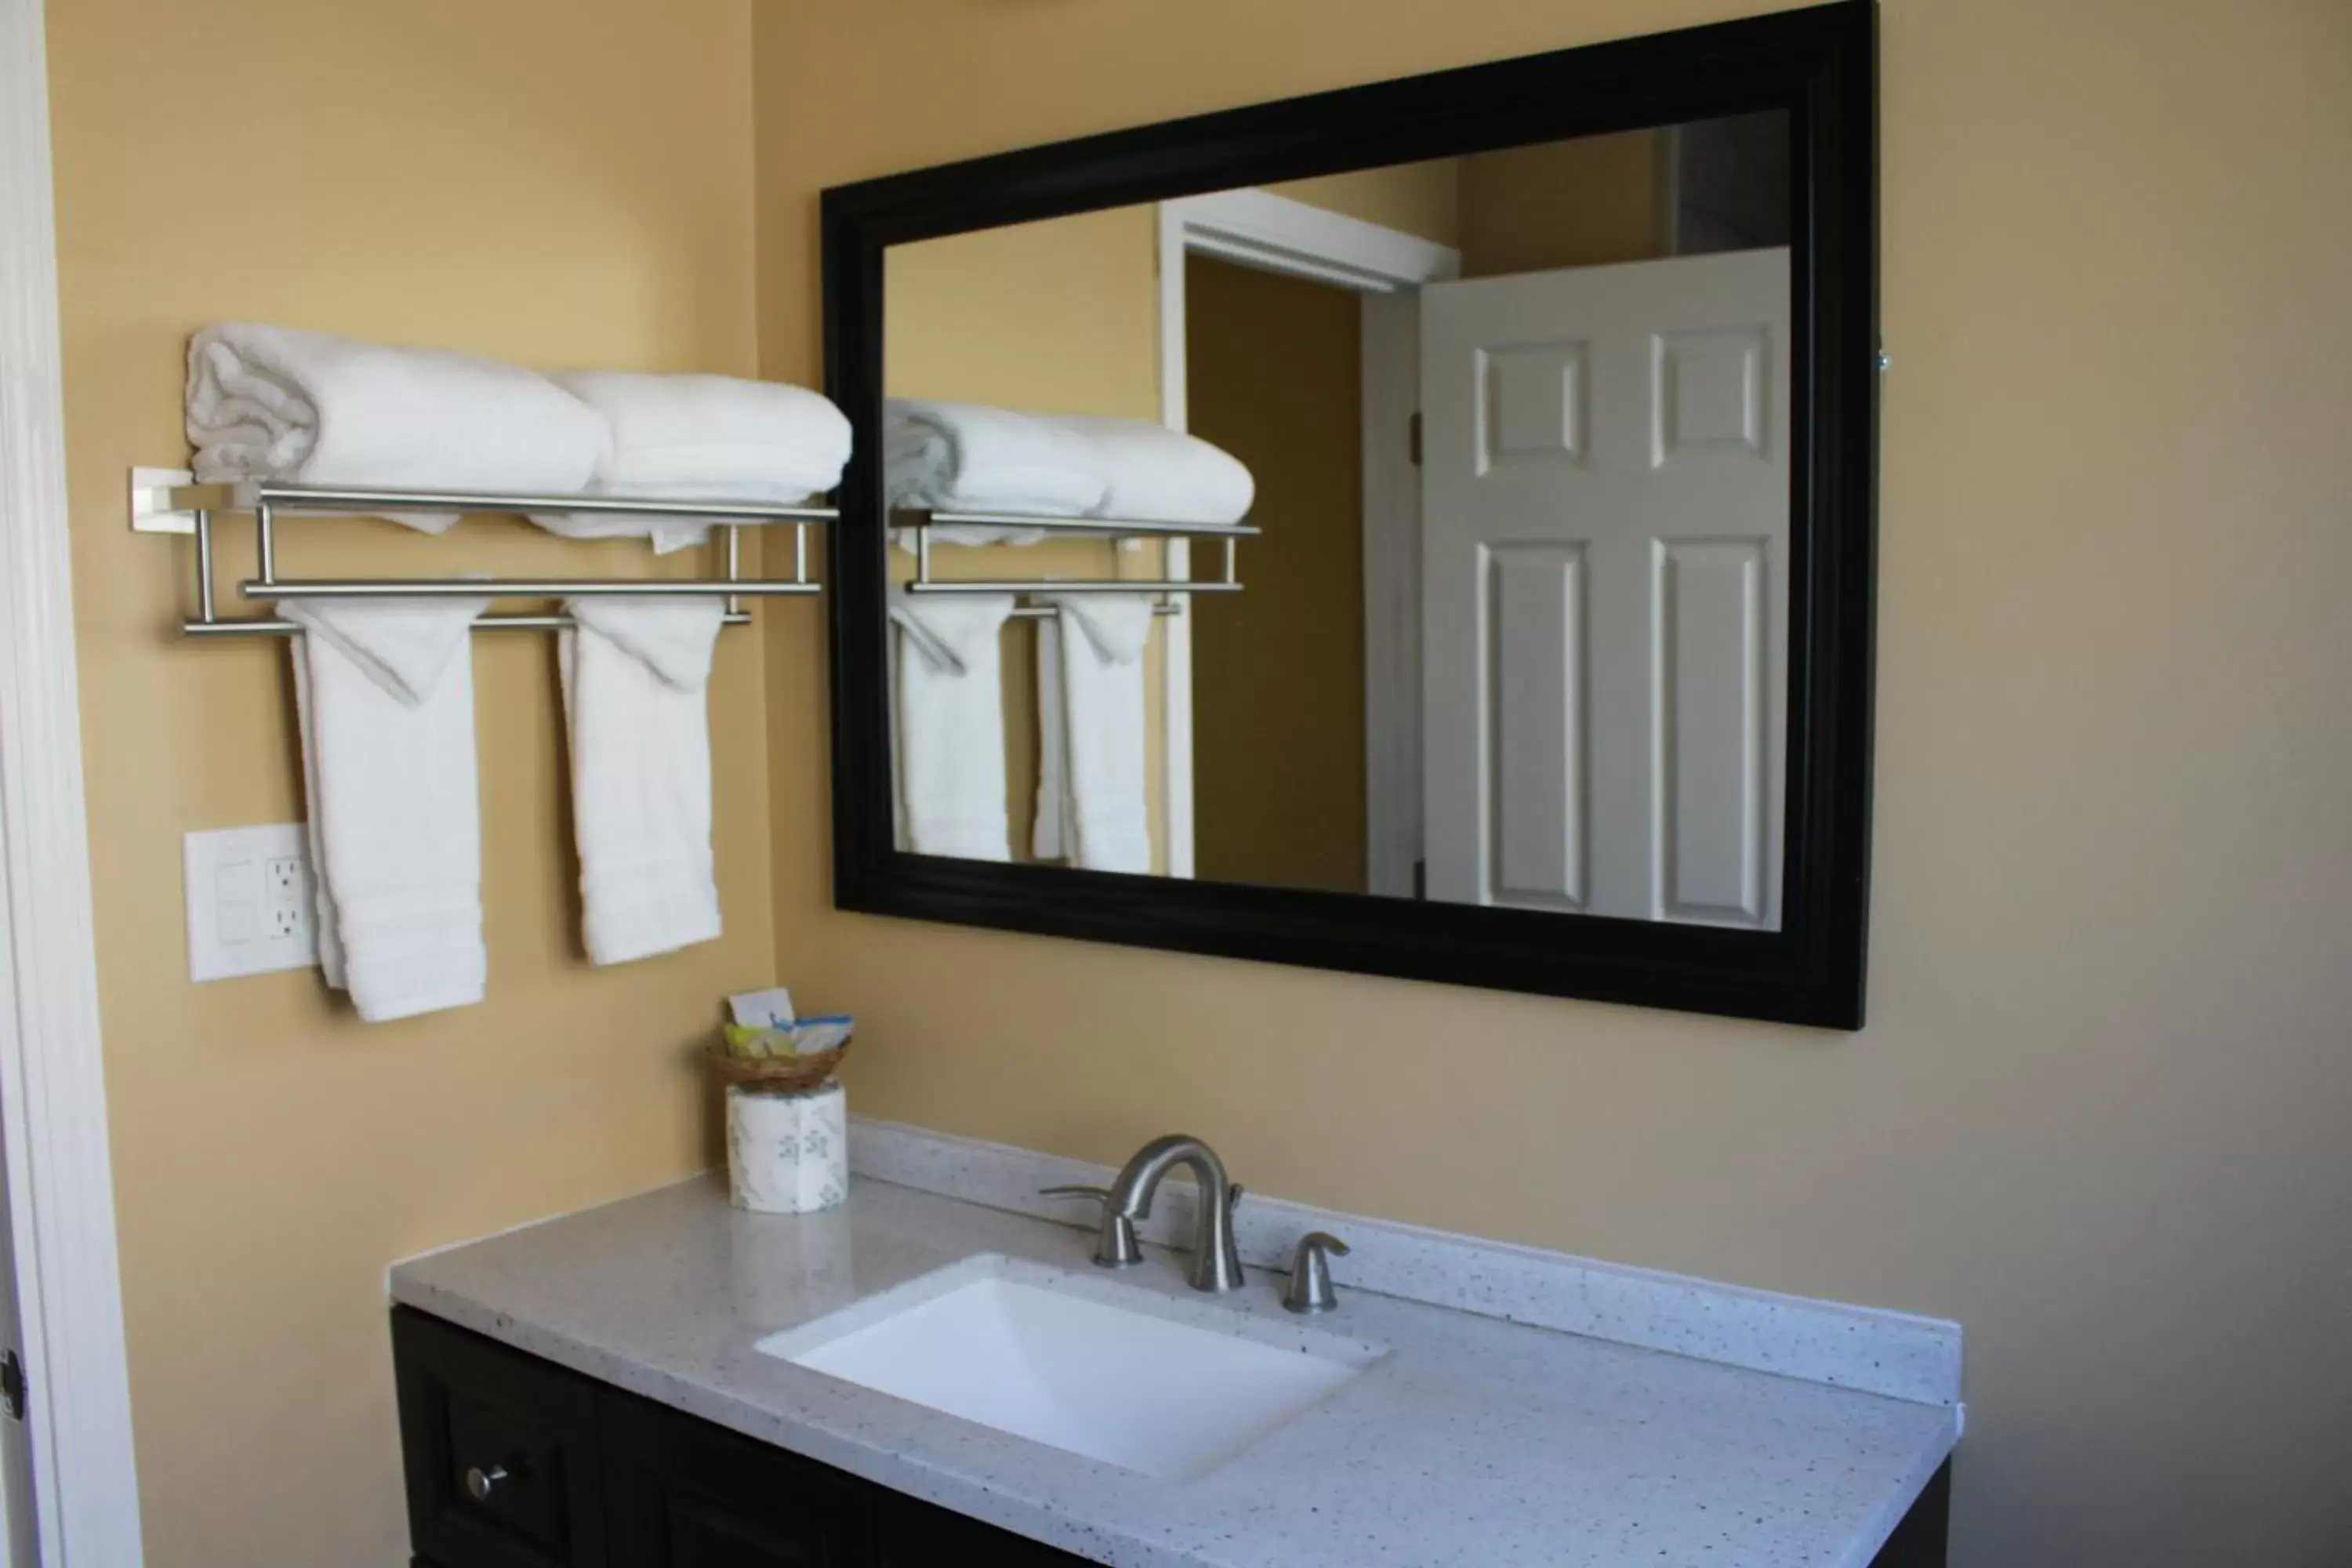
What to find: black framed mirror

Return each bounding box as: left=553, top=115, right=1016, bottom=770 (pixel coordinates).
left=822, top=2, right=1876, bottom=1029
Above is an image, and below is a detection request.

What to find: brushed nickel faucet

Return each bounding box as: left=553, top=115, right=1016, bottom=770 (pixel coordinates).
left=1042, top=1134, right=1247, bottom=1293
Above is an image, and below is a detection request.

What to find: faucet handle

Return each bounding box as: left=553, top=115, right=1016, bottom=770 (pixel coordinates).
left=1039, top=1185, right=1143, bottom=1269
left=1038, top=1184, right=1111, bottom=1204
left=1282, top=1232, right=1351, bottom=1314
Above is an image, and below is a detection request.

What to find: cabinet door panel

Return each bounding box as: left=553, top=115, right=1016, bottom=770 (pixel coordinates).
left=393, top=1308, right=608, bottom=1568
left=601, top=1391, right=872, bottom=1568
left=877, top=1493, right=1095, bottom=1566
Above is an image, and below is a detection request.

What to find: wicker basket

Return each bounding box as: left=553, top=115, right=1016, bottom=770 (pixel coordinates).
left=703, top=1040, right=848, bottom=1097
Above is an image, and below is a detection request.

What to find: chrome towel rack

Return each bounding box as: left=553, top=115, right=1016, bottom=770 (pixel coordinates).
left=896, top=508, right=1254, bottom=619
left=129, top=470, right=836, bottom=638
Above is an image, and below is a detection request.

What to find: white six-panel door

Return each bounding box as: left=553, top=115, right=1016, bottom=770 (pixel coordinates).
left=1421, top=248, right=1790, bottom=927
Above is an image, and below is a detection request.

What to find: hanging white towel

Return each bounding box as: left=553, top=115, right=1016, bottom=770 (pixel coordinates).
left=282, top=595, right=492, bottom=1022
left=889, top=590, right=1015, bottom=860
left=557, top=597, right=728, bottom=965
left=885, top=399, right=1107, bottom=546
left=1036, top=595, right=1156, bottom=873
left=186, top=323, right=608, bottom=532
left=1060, top=414, right=1256, bottom=525
left=535, top=372, right=851, bottom=555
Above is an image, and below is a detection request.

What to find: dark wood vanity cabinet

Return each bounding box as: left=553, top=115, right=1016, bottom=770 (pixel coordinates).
left=395, top=1305, right=1946, bottom=1568
left=394, top=1308, right=1090, bottom=1568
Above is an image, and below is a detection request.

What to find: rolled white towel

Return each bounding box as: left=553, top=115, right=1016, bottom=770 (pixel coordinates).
left=886, top=398, right=1107, bottom=546
left=1060, top=414, right=1255, bottom=526
left=185, top=323, right=608, bottom=532
left=536, top=372, right=851, bottom=554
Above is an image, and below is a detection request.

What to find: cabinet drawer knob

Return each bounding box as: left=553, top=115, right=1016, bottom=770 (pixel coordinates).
left=463, top=1464, right=510, bottom=1502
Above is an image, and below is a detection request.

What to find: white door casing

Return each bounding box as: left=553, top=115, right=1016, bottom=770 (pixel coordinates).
left=1421, top=248, right=1791, bottom=927
left=1, top=0, right=148, bottom=1559
left=1156, top=189, right=1458, bottom=887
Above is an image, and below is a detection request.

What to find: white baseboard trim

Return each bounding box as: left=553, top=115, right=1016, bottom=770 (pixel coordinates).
left=849, top=1116, right=1962, bottom=1409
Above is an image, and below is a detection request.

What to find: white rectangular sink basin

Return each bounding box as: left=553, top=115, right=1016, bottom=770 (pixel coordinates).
left=757, top=1254, right=1383, bottom=1481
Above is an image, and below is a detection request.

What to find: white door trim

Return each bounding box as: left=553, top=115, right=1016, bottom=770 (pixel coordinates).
left=1156, top=188, right=1461, bottom=883
left=0, top=0, right=148, bottom=1562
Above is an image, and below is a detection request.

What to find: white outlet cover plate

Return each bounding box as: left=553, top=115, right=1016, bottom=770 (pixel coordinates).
left=184, top=822, right=318, bottom=982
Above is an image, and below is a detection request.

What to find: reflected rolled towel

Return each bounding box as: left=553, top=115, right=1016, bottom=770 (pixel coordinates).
left=1060, top=413, right=1255, bottom=525
left=184, top=322, right=608, bottom=532
left=885, top=397, right=1107, bottom=545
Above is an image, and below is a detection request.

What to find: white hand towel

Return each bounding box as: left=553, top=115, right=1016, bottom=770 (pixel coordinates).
left=1036, top=595, right=1156, bottom=873
left=557, top=597, right=728, bottom=965
left=1059, top=414, right=1256, bottom=524
left=535, top=372, right=851, bottom=554
left=187, top=323, right=608, bottom=532
left=889, top=590, right=1015, bottom=860
left=282, top=595, right=492, bottom=1022
left=885, top=399, right=1107, bottom=546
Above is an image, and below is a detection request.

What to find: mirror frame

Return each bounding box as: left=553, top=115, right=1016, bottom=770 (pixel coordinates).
left=821, top=1, right=1878, bottom=1029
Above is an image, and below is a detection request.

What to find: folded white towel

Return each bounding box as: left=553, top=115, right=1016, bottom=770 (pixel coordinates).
left=535, top=372, right=851, bottom=554
left=1035, top=595, right=1156, bottom=873
left=1061, top=414, right=1256, bottom=525
left=282, top=595, right=492, bottom=1022
left=186, top=323, right=608, bottom=532
left=557, top=597, right=728, bottom=965
left=886, top=399, right=1107, bottom=546
left=889, top=590, right=1014, bottom=860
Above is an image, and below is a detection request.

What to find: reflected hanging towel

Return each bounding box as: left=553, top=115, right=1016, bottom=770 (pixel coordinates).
left=889, top=590, right=1016, bottom=860
left=1035, top=594, right=1155, bottom=873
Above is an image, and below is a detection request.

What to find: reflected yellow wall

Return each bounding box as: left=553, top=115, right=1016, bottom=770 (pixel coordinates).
left=1457, top=131, right=1667, bottom=274
left=755, top=3, right=2352, bottom=1565
left=1270, top=159, right=1463, bottom=245
left=884, top=212, right=1167, bottom=865
left=1186, top=256, right=1367, bottom=894
left=45, top=2, right=766, bottom=1563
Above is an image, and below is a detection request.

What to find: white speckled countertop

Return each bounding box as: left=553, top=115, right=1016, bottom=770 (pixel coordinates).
left=391, top=1171, right=1958, bottom=1568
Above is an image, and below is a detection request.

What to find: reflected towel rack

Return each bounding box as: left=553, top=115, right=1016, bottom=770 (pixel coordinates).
left=129, top=470, right=838, bottom=638
left=896, top=508, right=1255, bottom=613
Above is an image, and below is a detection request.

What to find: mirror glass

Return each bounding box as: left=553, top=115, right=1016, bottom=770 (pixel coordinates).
left=883, top=111, right=1792, bottom=931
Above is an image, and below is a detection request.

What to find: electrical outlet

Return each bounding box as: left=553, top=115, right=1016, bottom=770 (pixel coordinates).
left=185, top=824, right=318, bottom=982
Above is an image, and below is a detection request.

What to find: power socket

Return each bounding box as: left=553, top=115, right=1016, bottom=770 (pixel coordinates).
left=185, top=824, right=319, bottom=982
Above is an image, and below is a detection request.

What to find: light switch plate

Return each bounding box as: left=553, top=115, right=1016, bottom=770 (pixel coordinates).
left=184, top=823, right=318, bottom=982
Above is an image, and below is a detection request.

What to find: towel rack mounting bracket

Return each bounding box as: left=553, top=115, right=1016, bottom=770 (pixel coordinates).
left=129, top=466, right=200, bottom=535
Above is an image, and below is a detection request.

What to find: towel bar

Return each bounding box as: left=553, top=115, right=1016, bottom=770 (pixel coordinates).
left=132, top=472, right=836, bottom=639
left=898, top=510, right=1248, bottom=604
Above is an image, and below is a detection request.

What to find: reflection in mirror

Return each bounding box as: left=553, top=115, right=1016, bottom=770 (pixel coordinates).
left=884, top=111, right=1791, bottom=931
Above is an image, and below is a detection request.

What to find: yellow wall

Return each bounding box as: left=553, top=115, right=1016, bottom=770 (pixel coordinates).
left=1186, top=256, right=1367, bottom=894
left=754, top=2, right=2352, bottom=1564
left=45, top=2, right=768, bottom=1563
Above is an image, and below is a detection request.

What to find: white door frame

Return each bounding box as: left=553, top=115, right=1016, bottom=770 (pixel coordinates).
left=1153, top=188, right=1459, bottom=882
left=0, top=0, right=147, bottom=1562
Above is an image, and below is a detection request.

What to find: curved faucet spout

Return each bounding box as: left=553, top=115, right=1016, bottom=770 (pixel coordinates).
left=1103, top=1134, right=1247, bottom=1293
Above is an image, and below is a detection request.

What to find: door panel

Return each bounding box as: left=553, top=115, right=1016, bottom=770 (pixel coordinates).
left=1486, top=544, right=1587, bottom=908
left=1423, top=248, right=1789, bottom=927
left=1659, top=539, right=1768, bottom=921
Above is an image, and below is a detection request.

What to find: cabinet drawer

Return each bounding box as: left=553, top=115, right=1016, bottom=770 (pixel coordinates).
left=394, top=1308, right=609, bottom=1568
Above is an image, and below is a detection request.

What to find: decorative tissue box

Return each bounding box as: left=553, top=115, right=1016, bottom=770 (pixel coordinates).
left=724, top=1081, right=847, bottom=1214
